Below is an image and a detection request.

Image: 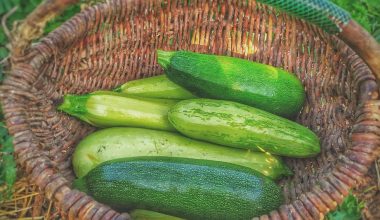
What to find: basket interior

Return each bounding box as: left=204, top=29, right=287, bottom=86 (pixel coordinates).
left=19, top=0, right=376, bottom=206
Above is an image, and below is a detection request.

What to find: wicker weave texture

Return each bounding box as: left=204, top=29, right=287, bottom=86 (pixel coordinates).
left=1, top=0, right=380, bottom=219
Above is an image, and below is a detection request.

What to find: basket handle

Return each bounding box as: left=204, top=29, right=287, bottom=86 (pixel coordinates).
left=10, top=0, right=79, bottom=59
left=13, top=0, right=380, bottom=79
left=256, top=0, right=380, bottom=82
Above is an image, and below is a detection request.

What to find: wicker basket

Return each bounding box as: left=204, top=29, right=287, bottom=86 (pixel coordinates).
left=1, top=0, right=380, bottom=219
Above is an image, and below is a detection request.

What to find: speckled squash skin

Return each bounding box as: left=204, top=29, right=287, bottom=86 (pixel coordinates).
left=168, top=99, right=320, bottom=158
left=73, top=157, right=284, bottom=220
left=158, top=50, right=306, bottom=118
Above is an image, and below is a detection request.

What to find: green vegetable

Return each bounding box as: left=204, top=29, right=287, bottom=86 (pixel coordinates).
left=158, top=50, right=305, bottom=118
left=327, top=192, right=364, bottom=220
left=58, top=91, right=176, bottom=131
left=130, top=209, right=183, bottom=220
left=115, top=75, right=196, bottom=99
left=73, top=156, right=284, bottom=220
left=168, top=99, right=320, bottom=158
left=72, top=127, right=291, bottom=179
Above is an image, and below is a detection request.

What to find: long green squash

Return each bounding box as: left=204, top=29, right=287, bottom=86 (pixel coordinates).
left=158, top=50, right=305, bottom=118
left=130, top=209, right=184, bottom=220
left=72, top=127, right=292, bottom=179
left=115, top=75, right=196, bottom=99
left=58, top=91, right=176, bottom=131
left=73, top=157, right=284, bottom=220
left=168, top=99, right=320, bottom=158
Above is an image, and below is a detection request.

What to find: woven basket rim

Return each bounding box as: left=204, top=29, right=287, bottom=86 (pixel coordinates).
left=2, top=0, right=380, bottom=219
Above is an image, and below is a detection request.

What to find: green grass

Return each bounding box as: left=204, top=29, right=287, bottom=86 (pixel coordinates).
left=331, top=0, right=380, bottom=42
left=327, top=192, right=365, bottom=220
left=0, top=0, right=80, bottom=64
left=0, top=121, right=15, bottom=201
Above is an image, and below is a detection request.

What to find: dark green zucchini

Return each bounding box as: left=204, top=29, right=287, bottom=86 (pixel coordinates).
left=158, top=50, right=305, bottom=118
left=73, top=157, right=284, bottom=220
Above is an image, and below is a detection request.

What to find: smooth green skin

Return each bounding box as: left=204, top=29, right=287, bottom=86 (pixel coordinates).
left=58, top=91, right=176, bottom=131
left=130, top=209, right=183, bottom=220
left=73, top=157, right=284, bottom=220
left=115, top=75, right=196, bottom=99
left=72, top=127, right=291, bottom=179
left=158, top=50, right=305, bottom=118
left=168, top=99, right=320, bottom=158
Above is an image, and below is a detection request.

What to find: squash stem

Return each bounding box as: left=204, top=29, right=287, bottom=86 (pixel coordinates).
left=157, top=50, right=175, bottom=70
left=113, top=85, right=122, bottom=92
left=58, top=94, right=89, bottom=116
